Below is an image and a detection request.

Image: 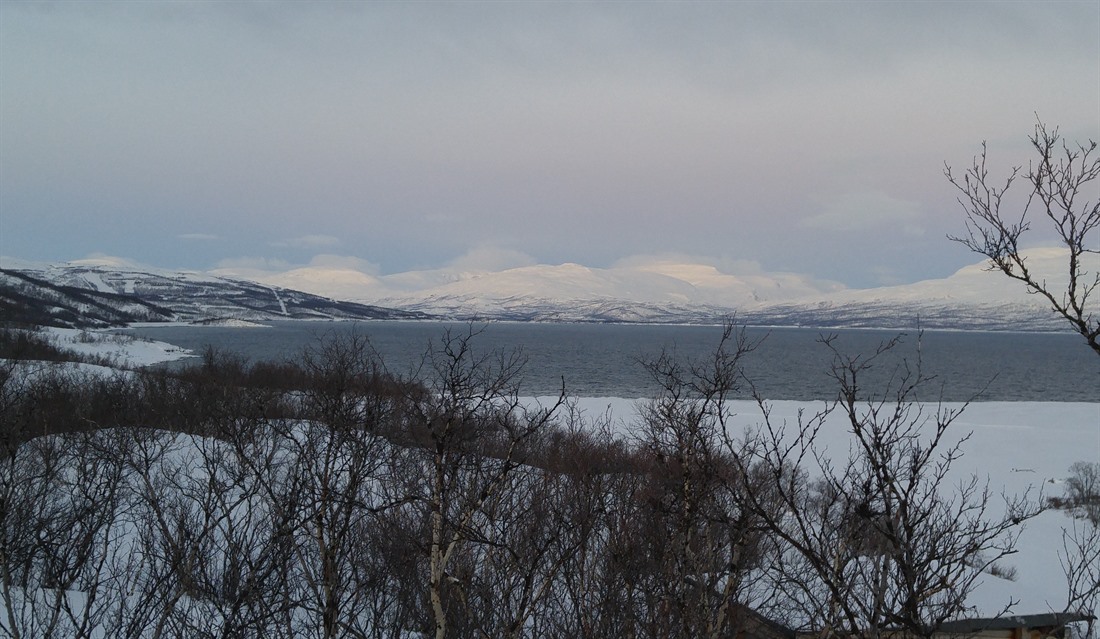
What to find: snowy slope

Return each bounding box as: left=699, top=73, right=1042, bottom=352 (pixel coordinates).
left=1, top=258, right=430, bottom=327
left=763, top=247, right=1094, bottom=330
left=219, top=259, right=847, bottom=311
left=305, top=247, right=1090, bottom=329
left=40, top=326, right=195, bottom=366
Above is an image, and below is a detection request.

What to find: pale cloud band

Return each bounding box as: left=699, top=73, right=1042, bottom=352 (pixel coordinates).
left=445, top=245, right=537, bottom=272
left=269, top=235, right=342, bottom=249
left=802, top=190, right=925, bottom=237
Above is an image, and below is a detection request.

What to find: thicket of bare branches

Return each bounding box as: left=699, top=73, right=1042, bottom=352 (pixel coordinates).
left=0, top=324, right=1066, bottom=638
left=735, top=334, right=1043, bottom=639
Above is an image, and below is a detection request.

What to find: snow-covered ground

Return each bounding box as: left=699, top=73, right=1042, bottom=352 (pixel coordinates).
left=39, top=326, right=195, bottom=367
left=4, top=396, right=1092, bottom=633
left=561, top=396, right=1100, bottom=616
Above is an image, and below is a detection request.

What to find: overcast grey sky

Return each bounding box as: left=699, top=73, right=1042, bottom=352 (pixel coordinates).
left=1, top=1, right=1097, bottom=287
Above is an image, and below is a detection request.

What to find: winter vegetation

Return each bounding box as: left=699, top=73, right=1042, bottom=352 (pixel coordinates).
left=1, top=320, right=1096, bottom=639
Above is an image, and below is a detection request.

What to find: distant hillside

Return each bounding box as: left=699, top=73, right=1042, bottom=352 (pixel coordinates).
left=4, top=248, right=1094, bottom=331
left=0, top=264, right=431, bottom=328
left=211, top=248, right=1094, bottom=331
left=1, top=269, right=176, bottom=328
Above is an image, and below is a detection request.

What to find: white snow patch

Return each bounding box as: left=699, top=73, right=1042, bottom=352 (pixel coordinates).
left=270, top=286, right=289, bottom=316
left=40, top=326, right=195, bottom=366
left=79, top=271, right=116, bottom=294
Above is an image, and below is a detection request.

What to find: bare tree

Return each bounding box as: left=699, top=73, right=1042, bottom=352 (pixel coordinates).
left=0, top=365, right=139, bottom=639
left=454, top=463, right=574, bottom=638
left=738, top=334, right=1043, bottom=639
left=286, top=332, right=402, bottom=639
left=632, top=322, right=779, bottom=639
left=1061, top=518, right=1100, bottom=639
left=1062, top=462, right=1100, bottom=526
left=1055, top=463, right=1100, bottom=639
left=539, top=414, right=643, bottom=639
left=401, top=326, right=565, bottom=639
left=947, top=121, right=1100, bottom=635
left=946, top=120, right=1100, bottom=354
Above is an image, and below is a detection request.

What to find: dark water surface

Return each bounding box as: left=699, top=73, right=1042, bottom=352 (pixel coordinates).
left=121, top=321, right=1100, bottom=402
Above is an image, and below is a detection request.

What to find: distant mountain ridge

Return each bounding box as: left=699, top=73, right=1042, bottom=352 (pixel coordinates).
left=3, top=248, right=1094, bottom=331
left=214, top=247, right=1094, bottom=331
left=0, top=259, right=430, bottom=328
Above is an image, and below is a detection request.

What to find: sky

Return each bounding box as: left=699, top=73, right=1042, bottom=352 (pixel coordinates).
left=1, top=1, right=1097, bottom=289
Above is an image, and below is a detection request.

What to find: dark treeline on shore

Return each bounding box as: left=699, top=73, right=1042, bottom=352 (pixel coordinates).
left=1, top=323, right=1096, bottom=639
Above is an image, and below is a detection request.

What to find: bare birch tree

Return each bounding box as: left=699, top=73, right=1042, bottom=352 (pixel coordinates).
left=738, top=334, right=1043, bottom=639
left=286, top=332, right=401, bottom=639
left=946, top=119, right=1100, bottom=354
left=402, top=327, right=564, bottom=639
left=1057, top=462, right=1100, bottom=639
left=633, top=322, right=779, bottom=639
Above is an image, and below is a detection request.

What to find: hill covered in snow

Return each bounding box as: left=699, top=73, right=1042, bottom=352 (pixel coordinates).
left=0, top=256, right=430, bottom=328
left=214, top=247, right=1096, bottom=331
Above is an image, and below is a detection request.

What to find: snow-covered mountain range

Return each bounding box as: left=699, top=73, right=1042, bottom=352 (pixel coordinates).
left=214, top=247, right=1096, bottom=331
left=3, top=248, right=1095, bottom=330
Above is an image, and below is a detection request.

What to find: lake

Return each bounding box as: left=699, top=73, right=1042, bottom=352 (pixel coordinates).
left=121, top=321, right=1100, bottom=402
